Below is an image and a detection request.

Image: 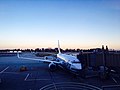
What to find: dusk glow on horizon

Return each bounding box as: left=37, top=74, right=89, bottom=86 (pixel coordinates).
left=0, top=0, right=120, bottom=50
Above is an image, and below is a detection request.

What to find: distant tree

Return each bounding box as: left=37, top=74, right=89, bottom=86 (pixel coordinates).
left=41, top=48, right=45, bottom=52
left=35, top=48, right=40, bottom=52
left=77, top=49, right=80, bottom=52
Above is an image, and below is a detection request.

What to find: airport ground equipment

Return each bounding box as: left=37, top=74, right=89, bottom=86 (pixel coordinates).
left=20, top=66, right=27, bottom=72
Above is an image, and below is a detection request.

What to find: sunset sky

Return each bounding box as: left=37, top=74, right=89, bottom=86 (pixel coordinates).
left=0, top=0, right=120, bottom=50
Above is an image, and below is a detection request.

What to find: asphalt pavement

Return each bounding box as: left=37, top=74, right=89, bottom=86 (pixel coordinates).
left=0, top=53, right=120, bottom=90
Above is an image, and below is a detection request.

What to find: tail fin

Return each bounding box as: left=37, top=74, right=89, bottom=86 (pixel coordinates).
left=58, top=40, right=61, bottom=54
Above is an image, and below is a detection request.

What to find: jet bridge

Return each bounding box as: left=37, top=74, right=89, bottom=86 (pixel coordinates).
left=77, top=46, right=120, bottom=80
left=77, top=52, right=120, bottom=68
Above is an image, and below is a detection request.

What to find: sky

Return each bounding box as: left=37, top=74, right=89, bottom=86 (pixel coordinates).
left=0, top=0, right=120, bottom=50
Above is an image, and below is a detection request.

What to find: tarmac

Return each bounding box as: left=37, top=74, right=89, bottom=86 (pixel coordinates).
left=0, top=53, right=120, bottom=90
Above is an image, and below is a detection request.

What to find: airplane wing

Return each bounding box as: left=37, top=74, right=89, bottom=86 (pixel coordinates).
left=17, top=53, right=60, bottom=64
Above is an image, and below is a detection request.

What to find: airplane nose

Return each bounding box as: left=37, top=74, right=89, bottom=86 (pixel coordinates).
left=70, top=63, right=82, bottom=70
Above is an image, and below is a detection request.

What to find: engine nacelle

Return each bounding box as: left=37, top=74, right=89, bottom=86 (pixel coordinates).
left=49, top=62, right=57, bottom=71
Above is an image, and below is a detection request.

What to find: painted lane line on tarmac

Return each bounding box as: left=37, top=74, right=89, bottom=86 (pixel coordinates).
left=25, top=79, right=51, bottom=81
left=102, top=85, right=120, bottom=89
left=112, top=77, right=118, bottom=84
left=3, top=72, right=20, bottom=74
left=24, top=73, right=30, bottom=81
left=49, top=71, right=57, bottom=90
left=0, top=66, right=9, bottom=74
left=39, top=82, right=102, bottom=90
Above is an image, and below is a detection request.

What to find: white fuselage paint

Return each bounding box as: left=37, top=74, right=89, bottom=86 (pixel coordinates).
left=57, top=53, right=82, bottom=71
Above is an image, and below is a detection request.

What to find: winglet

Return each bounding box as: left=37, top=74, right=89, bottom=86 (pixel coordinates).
left=58, top=40, right=61, bottom=54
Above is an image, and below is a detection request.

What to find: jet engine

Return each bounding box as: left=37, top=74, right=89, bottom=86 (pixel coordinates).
left=49, top=62, right=57, bottom=71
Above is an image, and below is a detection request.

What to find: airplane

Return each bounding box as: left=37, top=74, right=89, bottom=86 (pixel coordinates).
left=17, top=41, right=82, bottom=75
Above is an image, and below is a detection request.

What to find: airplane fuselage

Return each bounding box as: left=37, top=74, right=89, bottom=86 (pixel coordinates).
left=56, top=53, right=82, bottom=74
